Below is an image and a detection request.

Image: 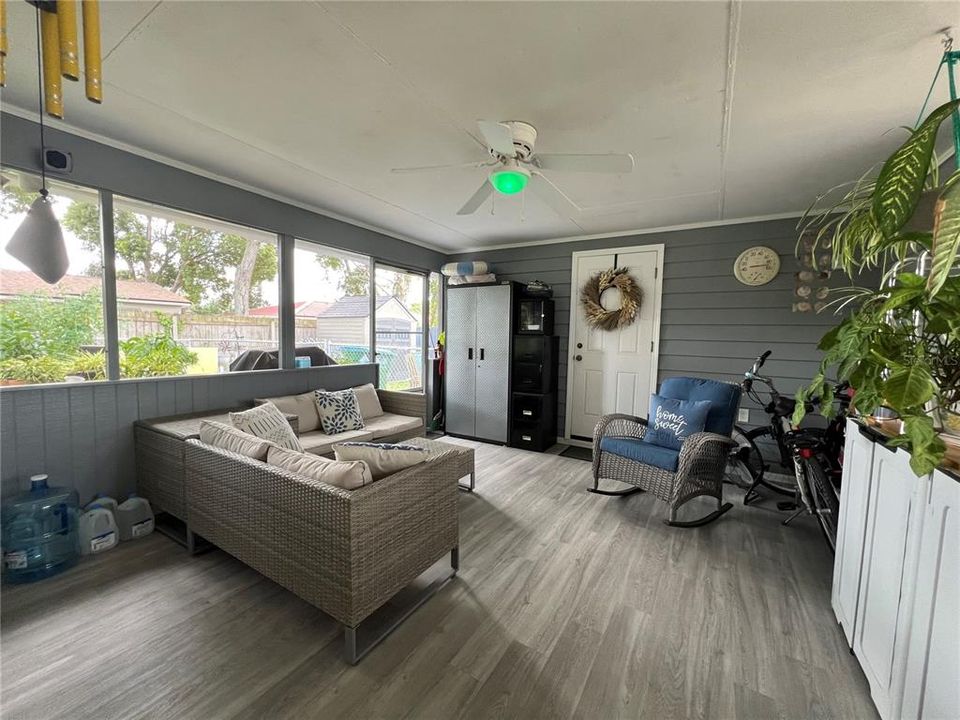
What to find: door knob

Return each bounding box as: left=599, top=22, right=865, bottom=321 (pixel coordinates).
left=576, top=343, right=583, bottom=349
left=575, top=354, right=582, bottom=361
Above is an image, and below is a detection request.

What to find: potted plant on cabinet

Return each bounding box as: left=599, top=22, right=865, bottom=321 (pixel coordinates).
left=794, top=99, right=960, bottom=475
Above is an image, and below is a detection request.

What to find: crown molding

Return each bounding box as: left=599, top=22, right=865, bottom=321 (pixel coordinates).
left=449, top=211, right=807, bottom=255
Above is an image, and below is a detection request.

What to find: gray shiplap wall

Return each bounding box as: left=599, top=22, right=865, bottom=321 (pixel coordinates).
left=0, top=364, right=376, bottom=502
left=447, top=218, right=842, bottom=437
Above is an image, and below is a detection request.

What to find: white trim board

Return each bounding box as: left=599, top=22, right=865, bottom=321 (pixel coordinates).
left=563, top=244, right=664, bottom=446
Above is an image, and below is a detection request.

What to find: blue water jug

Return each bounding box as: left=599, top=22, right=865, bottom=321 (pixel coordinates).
left=2, top=474, right=80, bottom=583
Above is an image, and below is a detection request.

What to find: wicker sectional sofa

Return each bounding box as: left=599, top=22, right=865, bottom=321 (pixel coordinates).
left=184, top=437, right=460, bottom=663
left=135, top=388, right=426, bottom=526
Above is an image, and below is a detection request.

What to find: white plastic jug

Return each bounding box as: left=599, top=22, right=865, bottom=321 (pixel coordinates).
left=117, top=495, right=154, bottom=541
left=78, top=504, right=118, bottom=555
left=84, top=494, right=118, bottom=516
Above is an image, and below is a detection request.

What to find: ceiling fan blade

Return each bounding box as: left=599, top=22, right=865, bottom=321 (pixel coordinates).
left=529, top=172, right=580, bottom=218
left=456, top=180, right=493, bottom=215
left=391, top=160, right=492, bottom=174
left=476, top=120, right=516, bottom=156
left=534, top=153, right=635, bottom=174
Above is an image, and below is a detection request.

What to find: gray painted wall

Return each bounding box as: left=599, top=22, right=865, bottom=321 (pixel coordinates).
left=0, top=364, right=377, bottom=502
left=447, top=218, right=841, bottom=438
left=0, top=113, right=445, bottom=272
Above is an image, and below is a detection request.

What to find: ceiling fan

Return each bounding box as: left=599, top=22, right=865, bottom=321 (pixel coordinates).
left=391, top=120, right=634, bottom=216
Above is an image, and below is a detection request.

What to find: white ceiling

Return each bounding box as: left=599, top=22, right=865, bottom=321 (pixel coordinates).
left=1, top=1, right=957, bottom=252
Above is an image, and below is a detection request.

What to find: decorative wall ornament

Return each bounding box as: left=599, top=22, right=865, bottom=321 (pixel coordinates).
left=793, top=233, right=833, bottom=313
left=579, top=267, right=641, bottom=331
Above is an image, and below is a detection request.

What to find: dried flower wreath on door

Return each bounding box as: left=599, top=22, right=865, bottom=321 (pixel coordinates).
left=579, top=267, right=641, bottom=331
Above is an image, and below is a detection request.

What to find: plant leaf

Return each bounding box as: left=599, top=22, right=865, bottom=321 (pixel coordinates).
left=927, top=181, right=960, bottom=297
left=872, top=99, right=960, bottom=240
left=900, top=414, right=946, bottom=476
left=882, top=366, right=935, bottom=410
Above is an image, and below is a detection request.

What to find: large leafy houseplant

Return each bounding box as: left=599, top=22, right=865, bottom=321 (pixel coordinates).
left=795, top=99, right=960, bottom=475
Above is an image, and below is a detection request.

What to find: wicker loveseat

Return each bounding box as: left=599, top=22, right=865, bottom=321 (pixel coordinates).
left=184, top=438, right=460, bottom=664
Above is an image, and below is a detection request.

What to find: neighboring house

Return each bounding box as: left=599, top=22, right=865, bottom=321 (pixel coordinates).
left=315, top=295, right=419, bottom=347
left=0, top=269, right=191, bottom=315
left=247, top=300, right=331, bottom=318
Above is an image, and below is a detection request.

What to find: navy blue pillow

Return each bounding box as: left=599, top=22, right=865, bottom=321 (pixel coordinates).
left=644, top=394, right=712, bottom=450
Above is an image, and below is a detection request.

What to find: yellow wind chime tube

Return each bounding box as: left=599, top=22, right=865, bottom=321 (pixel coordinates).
left=40, top=6, right=63, bottom=118
left=58, top=0, right=80, bottom=81
left=0, top=0, right=7, bottom=87
left=81, top=0, right=101, bottom=103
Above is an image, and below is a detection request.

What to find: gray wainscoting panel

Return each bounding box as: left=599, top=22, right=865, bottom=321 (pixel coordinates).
left=447, top=218, right=841, bottom=437
left=0, top=364, right=377, bottom=502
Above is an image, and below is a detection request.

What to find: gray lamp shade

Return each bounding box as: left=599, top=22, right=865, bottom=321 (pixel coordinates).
left=6, top=194, right=69, bottom=284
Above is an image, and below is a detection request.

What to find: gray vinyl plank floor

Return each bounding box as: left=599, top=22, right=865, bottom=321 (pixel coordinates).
left=0, top=437, right=877, bottom=720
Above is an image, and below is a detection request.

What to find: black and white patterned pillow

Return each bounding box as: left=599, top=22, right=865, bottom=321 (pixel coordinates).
left=314, top=388, right=365, bottom=435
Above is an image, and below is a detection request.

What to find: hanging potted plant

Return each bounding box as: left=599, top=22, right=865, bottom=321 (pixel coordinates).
left=794, top=99, right=960, bottom=475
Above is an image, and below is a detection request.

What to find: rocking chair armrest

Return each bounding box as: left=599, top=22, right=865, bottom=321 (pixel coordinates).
left=676, top=431, right=736, bottom=477
left=593, top=414, right=648, bottom=445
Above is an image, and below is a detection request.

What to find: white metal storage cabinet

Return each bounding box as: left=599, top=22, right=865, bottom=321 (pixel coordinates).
left=852, top=444, right=927, bottom=720
left=832, top=420, right=876, bottom=646
left=444, top=284, right=512, bottom=443
left=900, top=468, right=960, bottom=720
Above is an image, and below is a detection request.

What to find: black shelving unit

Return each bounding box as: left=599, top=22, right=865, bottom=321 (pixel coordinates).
left=509, top=300, right=558, bottom=452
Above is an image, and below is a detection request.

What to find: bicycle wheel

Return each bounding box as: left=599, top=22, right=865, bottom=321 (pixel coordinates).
left=727, top=426, right=763, bottom=489
left=744, top=427, right=795, bottom=497
left=805, top=456, right=840, bottom=553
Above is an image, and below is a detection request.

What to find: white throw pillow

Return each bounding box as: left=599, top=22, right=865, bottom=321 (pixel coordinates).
left=267, top=446, right=373, bottom=490
left=332, top=441, right=428, bottom=480
left=229, top=403, right=303, bottom=452
left=314, top=389, right=365, bottom=435
left=352, top=383, right=384, bottom=420
left=199, top=421, right=274, bottom=460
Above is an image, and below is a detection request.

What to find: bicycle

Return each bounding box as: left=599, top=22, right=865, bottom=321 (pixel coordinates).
left=727, top=351, right=851, bottom=551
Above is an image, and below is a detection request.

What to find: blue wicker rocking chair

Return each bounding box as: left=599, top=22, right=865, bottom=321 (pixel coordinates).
left=589, top=377, right=742, bottom=527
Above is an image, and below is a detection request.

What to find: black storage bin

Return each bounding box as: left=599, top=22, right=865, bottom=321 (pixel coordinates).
left=513, top=335, right=556, bottom=365
left=510, top=421, right=555, bottom=453
left=514, top=363, right=551, bottom=393
left=516, top=299, right=554, bottom=335
left=513, top=392, right=555, bottom=424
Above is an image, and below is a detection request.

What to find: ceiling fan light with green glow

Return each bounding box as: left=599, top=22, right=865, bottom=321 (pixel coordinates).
left=488, top=160, right=530, bottom=195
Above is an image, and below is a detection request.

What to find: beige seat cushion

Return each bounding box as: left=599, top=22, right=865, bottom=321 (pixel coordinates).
left=352, top=383, right=384, bottom=420
left=333, top=441, right=428, bottom=480
left=199, top=421, right=274, bottom=460
left=267, top=446, right=373, bottom=490
left=298, top=429, right=374, bottom=456
left=256, top=392, right=321, bottom=433
left=361, top=412, right=423, bottom=440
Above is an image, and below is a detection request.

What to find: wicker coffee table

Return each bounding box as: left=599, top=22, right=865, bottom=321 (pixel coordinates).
left=406, top=437, right=476, bottom=492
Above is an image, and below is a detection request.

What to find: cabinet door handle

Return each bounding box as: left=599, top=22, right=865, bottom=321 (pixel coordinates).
left=468, top=348, right=473, bottom=360
left=480, top=348, right=485, bottom=360
left=575, top=355, right=582, bottom=362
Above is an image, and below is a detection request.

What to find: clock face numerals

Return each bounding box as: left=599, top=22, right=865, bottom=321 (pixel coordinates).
left=734, top=246, right=780, bottom=286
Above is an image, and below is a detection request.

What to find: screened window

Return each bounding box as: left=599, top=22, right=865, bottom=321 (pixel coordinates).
left=293, top=240, right=372, bottom=366
left=0, top=171, right=106, bottom=386
left=112, top=196, right=279, bottom=377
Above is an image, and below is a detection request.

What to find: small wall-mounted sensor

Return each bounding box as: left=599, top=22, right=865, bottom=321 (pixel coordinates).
left=43, top=148, right=73, bottom=174
left=738, top=408, right=750, bottom=423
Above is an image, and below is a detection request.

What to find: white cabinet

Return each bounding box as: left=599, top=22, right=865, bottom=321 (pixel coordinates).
left=832, top=420, right=876, bottom=645
left=833, top=422, right=960, bottom=720
left=900, top=469, right=960, bottom=720
left=852, top=445, right=925, bottom=720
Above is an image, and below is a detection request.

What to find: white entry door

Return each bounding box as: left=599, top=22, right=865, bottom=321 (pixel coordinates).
left=566, top=245, right=663, bottom=442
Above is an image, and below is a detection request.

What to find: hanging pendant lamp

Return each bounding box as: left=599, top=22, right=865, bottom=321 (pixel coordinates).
left=6, top=5, right=69, bottom=284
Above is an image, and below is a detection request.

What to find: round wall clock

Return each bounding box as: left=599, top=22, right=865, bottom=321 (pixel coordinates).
left=734, top=246, right=780, bottom=286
